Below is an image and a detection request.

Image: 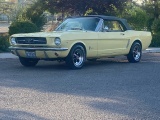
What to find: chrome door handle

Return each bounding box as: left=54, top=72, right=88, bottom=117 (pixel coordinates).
left=120, top=33, right=125, bottom=35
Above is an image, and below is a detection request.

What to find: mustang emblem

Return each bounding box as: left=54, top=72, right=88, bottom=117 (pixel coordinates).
left=25, top=38, right=34, bottom=44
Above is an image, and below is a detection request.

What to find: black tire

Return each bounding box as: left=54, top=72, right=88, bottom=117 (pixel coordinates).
left=66, top=45, right=86, bottom=69
left=19, top=57, right=39, bottom=67
left=127, top=42, right=142, bottom=63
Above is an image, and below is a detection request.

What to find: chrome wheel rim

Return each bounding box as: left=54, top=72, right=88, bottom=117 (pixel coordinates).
left=133, top=45, right=141, bottom=61
left=73, top=49, right=84, bottom=67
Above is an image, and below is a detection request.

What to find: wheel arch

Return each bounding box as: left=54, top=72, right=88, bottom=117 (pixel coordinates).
left=127, top=39, right=142, bottom=55
left=69, top=42, right=87, bottom=55
left=132, top=40, right=142, bottom=48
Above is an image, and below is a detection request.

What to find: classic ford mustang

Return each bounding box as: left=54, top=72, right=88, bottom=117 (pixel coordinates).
left=9, top=15, right=152, bottom=69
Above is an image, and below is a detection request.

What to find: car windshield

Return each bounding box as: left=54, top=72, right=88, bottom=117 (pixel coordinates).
left=55, top=17, right=100, bottom=31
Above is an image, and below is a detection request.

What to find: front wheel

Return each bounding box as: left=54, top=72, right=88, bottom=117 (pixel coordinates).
left=66, top=45, right=86, bottom=69
left=19, top=57, right=39, bottom=67
left=127, top=42, right=142, bottom=63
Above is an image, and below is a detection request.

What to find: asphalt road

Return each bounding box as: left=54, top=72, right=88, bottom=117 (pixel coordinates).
left=0, top=53, right=160, bottom=120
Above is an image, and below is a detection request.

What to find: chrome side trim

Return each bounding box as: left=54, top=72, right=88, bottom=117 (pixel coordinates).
left=9, top=46, right=68, bottom=51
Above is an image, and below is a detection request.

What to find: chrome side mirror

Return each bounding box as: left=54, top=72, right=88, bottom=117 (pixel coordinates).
left=104, top=26, right=109, bottom=32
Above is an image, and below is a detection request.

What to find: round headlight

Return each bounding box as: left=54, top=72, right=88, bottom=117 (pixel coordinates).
left=54, top=37, right=61, bottom=46
left=11, top=37, right=16, bottom=45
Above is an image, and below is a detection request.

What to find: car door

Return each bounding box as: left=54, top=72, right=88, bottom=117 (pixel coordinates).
left=98, top=20, right=130, bottom=57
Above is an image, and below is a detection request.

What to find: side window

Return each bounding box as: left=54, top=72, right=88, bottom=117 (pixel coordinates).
left=103, top=20, right=124, bottom=32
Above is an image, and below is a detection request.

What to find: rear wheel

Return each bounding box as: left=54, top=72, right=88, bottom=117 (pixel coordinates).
left=66, top=45, right=86, bottom=69
left=19, top=57, right=39, bottom=67
left=127, top=42, right=142, bottom=63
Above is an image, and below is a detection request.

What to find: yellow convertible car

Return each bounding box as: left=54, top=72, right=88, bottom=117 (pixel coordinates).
left=9, top=15, right=152, bottom=69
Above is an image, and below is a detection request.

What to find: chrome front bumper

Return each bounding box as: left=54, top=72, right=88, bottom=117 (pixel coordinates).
left=9, top=46, right=68, bottom=51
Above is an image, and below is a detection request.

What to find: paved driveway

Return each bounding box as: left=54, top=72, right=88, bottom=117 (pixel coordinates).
left=0, top=22, right=10, bottom=33
left=0, top=53, right=160, bottom=120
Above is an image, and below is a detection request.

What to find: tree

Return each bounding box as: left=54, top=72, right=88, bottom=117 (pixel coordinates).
left=0, top=0, right=16, bottom=22
left=143, top=0, right=160, bottom=19
left=86, top=0, right=128, bottom=15
left=121, top=2, right=148, bottom=30
left=152, top=19, right=160, bottom=34
left=142, top=0, right=160, bottom=32
left=45, top=0, right=129, bottom=19
left=14, top=0, right=47, bottom=30
left=25, top=0, right=46, bottom=30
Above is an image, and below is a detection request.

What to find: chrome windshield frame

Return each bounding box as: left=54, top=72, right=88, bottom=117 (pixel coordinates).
left=55, top=17, right=102, bottom=32
left=95, top=18, right=104, bottom=32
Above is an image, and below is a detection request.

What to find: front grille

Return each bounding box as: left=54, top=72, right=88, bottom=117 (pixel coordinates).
left=16, top=37, right=47, bottom=44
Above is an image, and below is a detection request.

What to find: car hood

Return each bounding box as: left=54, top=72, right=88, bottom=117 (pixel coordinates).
left=11, top=31, right=87, bottom=38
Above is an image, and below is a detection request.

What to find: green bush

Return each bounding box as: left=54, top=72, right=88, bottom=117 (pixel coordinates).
left=25, top=0, right=46, bottom=30
left=9, top=21, right=39, bottom=36
left=151, top=19, right=160, bottom=34
left=150, top=34, right=160, bottom=47
left=0, top=35, right=10, bottom=52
